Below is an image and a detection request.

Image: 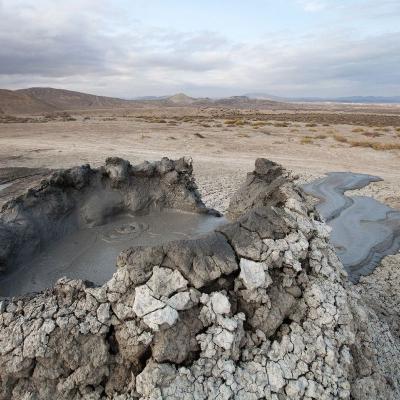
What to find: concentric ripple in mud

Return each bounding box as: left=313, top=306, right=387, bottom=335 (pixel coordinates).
left=0, top=210, right=226, bottom=297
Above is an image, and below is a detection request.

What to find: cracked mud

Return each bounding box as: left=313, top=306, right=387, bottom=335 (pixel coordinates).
left=0, top=157, right=398, bottom=400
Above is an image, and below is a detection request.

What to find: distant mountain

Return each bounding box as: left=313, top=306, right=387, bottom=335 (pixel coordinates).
left=328, top=96, right=400, bottom=104
left=0, top=89, right=57, bottom=114
left=17, top=87, right=131, bottom=111
left=244, top=92, right=400, bottom=104
left=243, top=93, right=284, bottom=101
left=166, top=93, right=197, bottom=105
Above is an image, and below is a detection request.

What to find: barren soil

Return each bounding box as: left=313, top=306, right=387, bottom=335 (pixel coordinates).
left=1, top=107, right=400, bottom=212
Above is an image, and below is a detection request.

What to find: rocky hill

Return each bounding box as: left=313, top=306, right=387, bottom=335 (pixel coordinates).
left=17, top=87, right=132, bottom=111
left=0, top=87, right=287, bottom=114
left=0, top=89, right=57, bottom=115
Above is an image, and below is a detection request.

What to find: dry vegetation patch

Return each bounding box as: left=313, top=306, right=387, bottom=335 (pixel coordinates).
left=334, top=134, right=348, bottom=143
left=301, top=136, right=314, bottom=145
left=350, top=141, right=400, bottom=151
left=362, top=131, right=382, bottom=138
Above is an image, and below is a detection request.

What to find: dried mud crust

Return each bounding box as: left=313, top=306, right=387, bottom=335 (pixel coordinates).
left=0, top=158, right=398, bottom=399
left=0, top=167, right=52, bottom=208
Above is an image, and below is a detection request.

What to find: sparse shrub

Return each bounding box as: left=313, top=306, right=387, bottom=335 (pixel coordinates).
left=252, top=121, right=267, bottom=127
left=315, top=134, right=327, bottom=139
left=362, top=131, right=382, bottom=138
left=237, top=133, right=250, bottom=138
left=225, top=119, right=247, bottom=126
left=301, top=137, right=313, bottom=145
left=351, top=127, right=365, bottom=133
left=273, top=122, right=289, bottom=128
left=334, top=135, right=348, bottom=143
left=305, top=123, right=318, bottom=128
left=349, top=140, right=400, bottom=151
left=194, top=133, right=206, bottom=138
left=201, top=123, right=211, bottom=128
left=168, top=136, right=177, bottom=140
left=83, top=116, right=91, bottom=121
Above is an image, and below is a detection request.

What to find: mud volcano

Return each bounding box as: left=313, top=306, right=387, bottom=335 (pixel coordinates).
left=303, top=172, right=400, bottom=282
left=0, top=157, right=224, bottom=297
left=0, top=158, right=397, bottom=400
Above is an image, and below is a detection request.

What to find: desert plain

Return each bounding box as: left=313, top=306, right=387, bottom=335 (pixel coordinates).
left=1, top=94, right=400, bottom=399
left=1, top=102, right=400, bottom=212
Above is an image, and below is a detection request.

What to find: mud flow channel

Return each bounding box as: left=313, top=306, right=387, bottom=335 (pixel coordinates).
left=0, top=210, right=226, bottom=297
left=0, top=182, right=13, bottom=192
left=303, top=172, right=400, bottom=283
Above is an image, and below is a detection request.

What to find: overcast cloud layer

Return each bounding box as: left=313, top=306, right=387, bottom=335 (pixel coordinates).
left=0, top=0, right=399, bottom=97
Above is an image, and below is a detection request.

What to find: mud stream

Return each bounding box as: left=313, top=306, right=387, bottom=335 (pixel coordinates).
left=303, top=172, right=400, bottom=282
left=0, top=182, right=13, bottom=192
left=0, top=210, right=226, bottom=297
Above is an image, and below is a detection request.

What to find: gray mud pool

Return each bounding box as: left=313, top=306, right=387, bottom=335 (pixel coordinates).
left=303, top=172, right=400, bottom=282
left=0, top=210, right=226, bottom=297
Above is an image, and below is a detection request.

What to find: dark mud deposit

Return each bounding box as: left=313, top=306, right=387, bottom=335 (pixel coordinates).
left=303, top=172, right=400, bottom=282
left=0, top=211, right=225, bottom=297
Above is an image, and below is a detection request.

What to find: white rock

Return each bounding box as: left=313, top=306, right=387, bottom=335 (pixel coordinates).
left=167, top=291, right=191, bottom=310
left=97, top=303, right=111, bottom=324
left=213, top=329, right=235, bottom=350
left=210, top=292, right=231, bottom=315
left=239, top=259, right=270, bottom=290
left=132, top=285, right=165, bottom=317
left=267, top=362, right=285, bottom=393
left=143, top=306, right=179, bottom=331
left=146, top=266, right=188, bottom=297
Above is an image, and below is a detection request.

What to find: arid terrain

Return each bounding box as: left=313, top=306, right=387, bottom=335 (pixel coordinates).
left=1, top=89, right=400, bottom=212
left=1, top=88, right=400, bottom=399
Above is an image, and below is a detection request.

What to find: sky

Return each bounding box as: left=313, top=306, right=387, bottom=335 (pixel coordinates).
left=0, top=0, right=399, bottom=98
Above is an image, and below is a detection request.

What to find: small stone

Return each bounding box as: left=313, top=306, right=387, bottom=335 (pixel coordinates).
left=210, top=292, right=231, bottom=315
left=239, top=259, right=269, bottom=290
left=143, top=306, right=179, bottom=331
left=213, top=329, right=235, bottom=350
left=146, top=266, right=188, bottom=298
left=97, top=303, right=111, bottom=324
left=267, top=362, right=285, bottom=393
left=132, top=285, right=165, bottom=317
left=167, top=291, right=191, bottom=310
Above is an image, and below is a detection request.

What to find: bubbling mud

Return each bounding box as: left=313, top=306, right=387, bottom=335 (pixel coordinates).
left=303, top=172, right=400, bottom=282
left=0, top=210, right=226, bottom=297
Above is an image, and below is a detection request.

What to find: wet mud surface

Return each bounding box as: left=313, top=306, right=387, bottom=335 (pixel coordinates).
left=0, top=210, right=226, bottom=297
left=303, top=172, right=400, bottom=282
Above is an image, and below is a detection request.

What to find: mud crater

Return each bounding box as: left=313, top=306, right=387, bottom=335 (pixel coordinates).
left=0, top=157, right=224, bottom=297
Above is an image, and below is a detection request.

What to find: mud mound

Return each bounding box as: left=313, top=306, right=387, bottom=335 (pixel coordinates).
left=0, top=158, right=398, bottom=399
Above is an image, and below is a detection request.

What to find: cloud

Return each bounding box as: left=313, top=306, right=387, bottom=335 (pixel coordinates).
left=297, top=0, right=327, bottom=12
left=0, top=1, right=399, bottom=97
